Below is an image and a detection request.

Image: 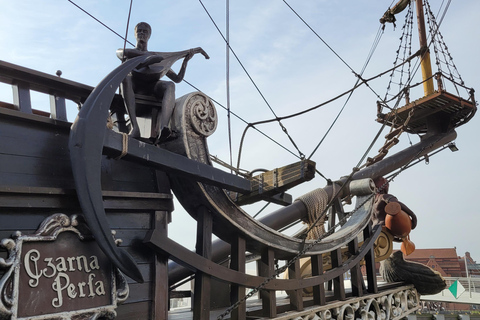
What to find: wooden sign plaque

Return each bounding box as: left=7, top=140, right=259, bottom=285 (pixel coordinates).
left=0, top=214, right=129, bottom=320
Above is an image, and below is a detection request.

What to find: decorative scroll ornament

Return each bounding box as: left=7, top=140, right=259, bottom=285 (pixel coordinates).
left=272, top=285, right=420, bottom=320
left=187, top=93, right=217, bottom=137
left=0, top=213, right=129, bottom=320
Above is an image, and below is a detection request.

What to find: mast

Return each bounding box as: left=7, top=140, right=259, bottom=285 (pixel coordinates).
left=415, top=0, right=435, bottom=96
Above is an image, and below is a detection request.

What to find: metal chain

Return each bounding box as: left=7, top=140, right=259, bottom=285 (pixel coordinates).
left=218, top=128, right=447, bottom=319
left=280, top=121, right=306, bottom=159
left=216, top=191, right=373, bottom=320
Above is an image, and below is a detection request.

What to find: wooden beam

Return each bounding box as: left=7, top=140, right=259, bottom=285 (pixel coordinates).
left=103, top=129, right=251, bottom=193
left=232, top=160, right=315, bottom=206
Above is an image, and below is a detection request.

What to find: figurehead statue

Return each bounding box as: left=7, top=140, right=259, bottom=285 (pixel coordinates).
left=117, top=22, right=206, bottom=143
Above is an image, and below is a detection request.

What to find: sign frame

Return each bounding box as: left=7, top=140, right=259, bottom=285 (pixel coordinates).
left=0, top=213, right=129, bottom=320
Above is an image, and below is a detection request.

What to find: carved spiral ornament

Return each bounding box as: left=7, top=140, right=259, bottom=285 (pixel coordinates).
left=265, top=286, right=419, bottom=320
left=187, top=93, right=217, bottom=137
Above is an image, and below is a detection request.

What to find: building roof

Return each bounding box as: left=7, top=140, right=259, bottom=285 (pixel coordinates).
left=404, top=248, right=459, bottom=260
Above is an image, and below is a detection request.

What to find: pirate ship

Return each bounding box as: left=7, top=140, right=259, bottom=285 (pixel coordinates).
left=0, top=0, right=476, bottom=319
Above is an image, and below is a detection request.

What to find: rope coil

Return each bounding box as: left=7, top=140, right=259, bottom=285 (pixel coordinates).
left=296, top=188, right=329, bottom=240
left=115, top=132, right=129, bottom=160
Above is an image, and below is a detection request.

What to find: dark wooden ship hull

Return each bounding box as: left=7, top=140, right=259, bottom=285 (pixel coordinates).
left=0, top=59, right=455, bottom=319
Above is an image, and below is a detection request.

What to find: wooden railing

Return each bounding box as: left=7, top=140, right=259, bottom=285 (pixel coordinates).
left=0, top=60, right=125, bottom=122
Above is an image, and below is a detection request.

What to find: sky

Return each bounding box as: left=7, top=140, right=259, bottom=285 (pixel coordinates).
left=1, top=0, right=479, bottom=264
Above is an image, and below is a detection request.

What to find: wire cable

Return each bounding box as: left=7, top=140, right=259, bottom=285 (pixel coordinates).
left=121, top=0, right=134, bottom=62
left=67, top=0, right=135, bottom=47
left=183, top=80, right=301, bottom=159
left=198, top=0, right=306, bottom=160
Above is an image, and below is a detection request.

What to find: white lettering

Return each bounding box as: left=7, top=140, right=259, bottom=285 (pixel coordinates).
left=67, top=257, right=76, bottom=271
left=88, top=273, right=95, bottom=297
left=43, top=257, right=56, bottom=278
left=78, top=281, right=87, bottom=297
left=51, top=272, right=70, bottom=308
left=55, top=257, right=67, bottom=272
left=95, top=280, right=106, bottom=296
left=76, top=255, right=90, bottom=272
left=89, top=255, right=100, bottom=270
left=24, top=249, right=41, bottom=287
left=23, top=249, right=108, bottom=307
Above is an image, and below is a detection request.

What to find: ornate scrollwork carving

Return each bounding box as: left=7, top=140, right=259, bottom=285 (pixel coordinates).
left=187, top=93, right=217, bottom=137
left=271, top=286, right=420, bottom=320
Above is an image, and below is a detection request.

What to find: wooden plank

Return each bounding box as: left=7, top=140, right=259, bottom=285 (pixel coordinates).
left=0, top=192, right=171, bottom=212
left=233, top=160, right=315, bottom=206
left=0, top=110, right=165, bottom=193
left=121, top=263, right=152, bottom=284
left=122, top=281, right=153, bottom=303
left=116, top=300, right=152, bottom=320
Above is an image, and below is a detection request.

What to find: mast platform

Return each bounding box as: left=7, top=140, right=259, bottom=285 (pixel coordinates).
left=377, top=90, right=476, bottom=134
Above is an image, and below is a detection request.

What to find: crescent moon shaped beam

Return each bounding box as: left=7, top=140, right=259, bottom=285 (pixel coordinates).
left=69, top=55, right=149, bottom=283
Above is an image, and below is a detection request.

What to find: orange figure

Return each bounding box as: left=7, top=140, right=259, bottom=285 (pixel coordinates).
left=372, top=177, right=417, bottom=255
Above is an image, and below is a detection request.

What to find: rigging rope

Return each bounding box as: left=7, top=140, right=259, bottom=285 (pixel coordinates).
left=219, top=116, right=451, bottom=319
left=183, top=79, right=301, bottom=159
left=198, top=0, right=306, bottom=160
left=66, top=0, right=135, bottom=47
left=67, top=0, right=305, bottom=165
left=307, top=26, right=384, bottom=160
left=282, top=0, right=356, bottom=75
left=281, top=1, right=395, bottom=161
left=120, top=0, right=134, bottom=63
left=225, top=0, right=234, bottom=172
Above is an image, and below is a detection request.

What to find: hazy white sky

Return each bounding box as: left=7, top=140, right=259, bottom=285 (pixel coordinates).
left=1, top=0, right=479, bottom=262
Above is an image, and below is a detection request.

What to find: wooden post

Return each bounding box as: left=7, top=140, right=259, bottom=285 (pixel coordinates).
left=288, top=259, right=304, bottom=311
left=153, top=211, right=170, bottom=320
left=230, top=236, right=246, bottom=320
left=311, top=254, right=326, bottom=306
left=348, top=237, right=364, bottom=297
left=193, top=206, right=213, bottom=320
left=49, top=94, right=68, bottom=121
left=363, top=223, right=378, bottom=293
left=331, top=248, right=346, bottom=301
left=257, top=248, right=276, bottom=318
left=416, top=0, right=435, bottom=96
left=12, top=82, right=32, bottom=113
